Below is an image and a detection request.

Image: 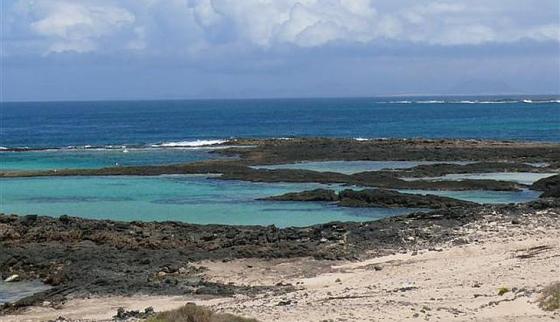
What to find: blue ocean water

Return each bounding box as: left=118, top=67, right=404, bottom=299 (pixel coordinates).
left=1, top=96, right=559, bottom=149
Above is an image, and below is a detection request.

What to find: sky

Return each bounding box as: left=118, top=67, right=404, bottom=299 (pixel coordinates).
left=1, top=0, right=559, bottom=101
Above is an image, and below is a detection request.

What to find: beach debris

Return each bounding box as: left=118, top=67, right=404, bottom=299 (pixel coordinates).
left=113, top=306, right=155, bottom=321
left=4, top=274, right=19, bottom=282
left=514, top=245, right=552, bottom=259
left=497, top=287, right=510, bottom=296
left=276, top=299, right=293, bottom=306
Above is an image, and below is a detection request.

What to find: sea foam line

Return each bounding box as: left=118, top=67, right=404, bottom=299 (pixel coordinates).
left=151, top=139, right=228, bottom=148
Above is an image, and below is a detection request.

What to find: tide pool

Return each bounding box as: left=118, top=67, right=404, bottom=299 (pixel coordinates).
left=253, top=161, right=471, bottom=174
left=0, top=148, right=227, bottom=172
left=0, top=175, right=411, bottom=227
left=400, top=189, right=540, bottom=204
left=0, top=280, right=50, bottom=305
left=402, top=172, right=557, bottom=185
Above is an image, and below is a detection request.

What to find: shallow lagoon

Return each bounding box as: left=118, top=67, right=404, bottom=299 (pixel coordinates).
left=0, top=175, right=412, bottom=227
left=0, top=148, right=227, bottom=172
left=253, top=160, right=471, bottom=174
left=402, top=172, right=557, bottom=185
left=0, top=174, right=541, bottom=227
left=0, top=280, right=50, bottom=305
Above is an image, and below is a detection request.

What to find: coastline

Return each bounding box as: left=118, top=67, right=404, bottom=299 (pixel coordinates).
left=1, top=199, right=559, bottom=321
left=1, top=138, right=559, bottom=321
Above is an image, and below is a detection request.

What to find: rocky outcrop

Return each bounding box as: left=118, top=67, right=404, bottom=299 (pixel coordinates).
left=222, top=138, right=560, bottom=164
left=260, top=189, right=338, bottom=202
left=532, top=175, right=560, bottom=198
left=261, top=189, right=477, bottom=209
left=337, top=189, right=478, bottom=209
left=391, top=162, right=553, bottom=178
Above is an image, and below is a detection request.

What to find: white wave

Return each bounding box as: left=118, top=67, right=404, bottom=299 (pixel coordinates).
left=386, top=100, right=412, bottom=104
left=416, top=100, right=445, bottom=104
left=152, top=139, right=228, bottom=148
left=381, top=98, right=560, bottom=105
left=354, top=137, right=370, bottom=141
left=0, top=146, right=7, bottom=151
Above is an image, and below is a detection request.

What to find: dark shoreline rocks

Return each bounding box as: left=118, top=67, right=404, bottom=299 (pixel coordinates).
left=337, top=189, right=478, bottom=208
left=260, top=189, right=338, bottom=202
left=221, top=138, right=560, bottom=164
left=532, top=175, right=560, bottom=198
left=260, top=188, right=478, bottom=209
left=2, top=138, right=558, bottom=193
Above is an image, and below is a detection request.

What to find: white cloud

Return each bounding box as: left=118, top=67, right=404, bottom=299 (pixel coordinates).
left=19, top=0, right=135, bottom=53
left=7, top=0, right=560, bottom=55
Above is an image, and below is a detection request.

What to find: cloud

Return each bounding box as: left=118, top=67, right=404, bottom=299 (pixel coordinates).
left=14, top=0, right=135, bottom=53
left=3, top=0, right=559, bottom=56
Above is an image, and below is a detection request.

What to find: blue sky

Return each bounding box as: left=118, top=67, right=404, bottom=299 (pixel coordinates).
left=1, top=0, right=559, bottom=101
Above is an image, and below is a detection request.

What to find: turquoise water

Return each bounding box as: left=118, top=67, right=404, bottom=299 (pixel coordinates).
left=0, top=175, right=539, bottom=227
left=0, top=148, right=226, bottom=171
left=0, top=175, right=412, bottom=227
left=400, top=189, right=540, bottom=204
left=403, top=172, right=558, bottom=185
left=253, top=161, right=471, bottom=174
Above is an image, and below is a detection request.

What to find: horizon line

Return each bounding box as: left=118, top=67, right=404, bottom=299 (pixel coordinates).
left=2, top=92, right=560, bottom=104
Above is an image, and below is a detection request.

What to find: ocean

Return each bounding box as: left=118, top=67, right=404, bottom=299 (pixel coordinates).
left=1, top=96, right=559, bottom=149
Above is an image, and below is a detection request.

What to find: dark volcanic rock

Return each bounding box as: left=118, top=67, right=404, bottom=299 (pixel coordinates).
left=531, top=175, right=560, bottom=198
left=337, top=189, right=478, bottom=209
left=261, top=189, right=476, bottom=209
left=222, top=138, right=560, bottom=164
left=260, top=189, right=338, bottom=202
left=391, top=162, right=550, bottom=178
left=541, top=186, right=560, bottom=198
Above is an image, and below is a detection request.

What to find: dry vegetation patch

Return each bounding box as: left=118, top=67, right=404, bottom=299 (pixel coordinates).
left=538, top=281, right=560, bottom=311
left=147, top=303, right=259, bottom=322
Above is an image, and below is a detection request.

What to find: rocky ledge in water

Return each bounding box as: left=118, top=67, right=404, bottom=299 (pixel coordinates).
left=0, top=161, right=525, bottom=191
left=387, top=162, right=557, bottom=178
left=1, top=198, right=559, bottom=314
left=3, top=138, right=558, bottom=193
left=532, top=175, right=560, bottom=198
left=221, top=138, right=560, bottom=164
left=260, top=188, right=477, bottom=209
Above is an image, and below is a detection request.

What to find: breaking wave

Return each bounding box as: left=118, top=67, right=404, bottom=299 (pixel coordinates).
left=383, top=98, right=560, bottom=104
